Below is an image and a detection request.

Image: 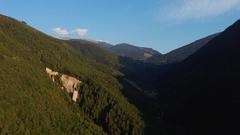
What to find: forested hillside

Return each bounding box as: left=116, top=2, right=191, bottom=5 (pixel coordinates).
left=0, top=14, right=144, bottom=135
left=67, top=39, right=119, bottom=68
left=1, top=13, right=239, bottom=135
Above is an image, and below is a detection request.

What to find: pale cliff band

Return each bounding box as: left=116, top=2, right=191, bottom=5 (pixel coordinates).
left=46, top=67, right=82, bottom=102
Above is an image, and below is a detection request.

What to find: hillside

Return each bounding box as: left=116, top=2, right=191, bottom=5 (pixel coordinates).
left=67, top=39, right=118, bottom=67
left=156, top=20, right=240, bottom=135
left=147, top=33, right=219, bottom=64
left=110, top=43, right=161, bottom=60
left=0, top=14, right=144, bottom=135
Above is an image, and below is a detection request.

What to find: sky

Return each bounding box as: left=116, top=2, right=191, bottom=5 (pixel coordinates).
left=0, top=0, right=240, bottom=53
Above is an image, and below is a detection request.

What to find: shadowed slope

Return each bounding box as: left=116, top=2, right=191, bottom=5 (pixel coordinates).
left=157, top=20, right=240, bottom=135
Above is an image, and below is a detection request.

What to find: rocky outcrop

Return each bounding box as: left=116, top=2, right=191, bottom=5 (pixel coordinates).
left=46, top=67, right=59, bottom=82
left=61, top=74, right=82, bottom=102
left=60, top=74, right=82, bottom=93
left=72, top=90, right=79, bottom=102
left=46, top=67, right=82, bottom=102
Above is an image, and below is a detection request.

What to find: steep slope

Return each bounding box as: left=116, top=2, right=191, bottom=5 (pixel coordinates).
left=156, top=20, right=240, bottom=135
left=0, top=15, right=144, bottom=135
left=110, top=43, right=161, bottom=60
left=148, top=33, right=219, bottom=64
left=0, top=15, right=106, bottom=135
left=67, top=39, right=164, bottom=134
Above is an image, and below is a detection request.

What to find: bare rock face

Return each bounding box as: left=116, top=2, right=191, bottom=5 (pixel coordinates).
left=45, top=67, right=82, bottom=102
left=60, top=74, right=82, bottom=93
left=46, top=67, right=59, bottom=82
left=72, top=90, right=79, bottom=102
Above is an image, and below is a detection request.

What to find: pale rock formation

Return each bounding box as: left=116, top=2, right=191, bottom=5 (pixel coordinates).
left=46, top=67, right=59, bottom=82
left=60, top=74, right=82, bottom=102
left=72, top=90, right=79, bottom=102
left=45, top=67, right=82, bottom=102
left=60, top=74, right=82, bottom=93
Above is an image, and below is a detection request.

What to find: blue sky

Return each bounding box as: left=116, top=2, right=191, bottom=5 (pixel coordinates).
left=0, top=0, right=240, bottom=53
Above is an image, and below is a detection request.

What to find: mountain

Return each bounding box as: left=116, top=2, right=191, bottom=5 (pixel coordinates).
left=69, top=40, right=161, bottom=61
left=96, top=41, right=114, bottom=49
left=156, top=20, right=240, bottom=135
left=110, top=43, right=161, bottom=60
left=147, top=33, right=219, bottom=64
left=0, top=14, right=144, bottom=135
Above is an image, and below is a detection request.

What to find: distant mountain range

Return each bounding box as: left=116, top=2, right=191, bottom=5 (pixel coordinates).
left=72, top=33, right=219, bottom=64
left=70, top=39, right=161, bottom=60
left=110, top=43, right=161, bottom=60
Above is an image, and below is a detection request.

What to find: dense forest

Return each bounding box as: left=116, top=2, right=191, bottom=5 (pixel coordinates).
left=0, top=15, right=144, bottom=135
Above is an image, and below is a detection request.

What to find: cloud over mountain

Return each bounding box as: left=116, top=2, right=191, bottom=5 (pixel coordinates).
left=72, top=28, right=88, bottom=37
left=52, top=27, right=88, bottom=38
left=52, top=28, right=69, bottom=37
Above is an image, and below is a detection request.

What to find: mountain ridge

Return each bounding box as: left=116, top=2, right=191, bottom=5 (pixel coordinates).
left=147, top=33, right=219, bottom=64
left=110, top=43, right=161, bottom=60
left=155, top=19, right=240, bottom=135
left=69, top=39, right=161, bottom=60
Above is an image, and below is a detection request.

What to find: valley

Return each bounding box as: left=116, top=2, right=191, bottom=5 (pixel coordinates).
left=0, top=13, right=239, bottom=135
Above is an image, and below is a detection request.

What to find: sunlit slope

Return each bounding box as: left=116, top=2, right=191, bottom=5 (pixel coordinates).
left=0, top=15, right=144, bottom=135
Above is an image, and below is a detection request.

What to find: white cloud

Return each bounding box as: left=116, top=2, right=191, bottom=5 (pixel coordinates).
left=52, top=28, right=88, bottom=38
left=52, top=28, right=69, bottom=37
left=160, top=0, right=240, bottom=20
left=72, top=28, right=88, bottom=37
